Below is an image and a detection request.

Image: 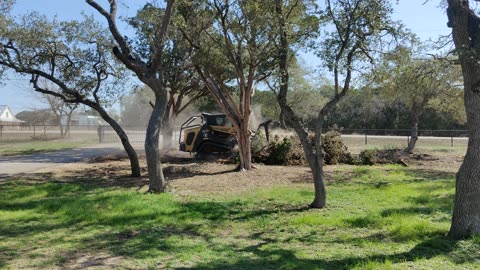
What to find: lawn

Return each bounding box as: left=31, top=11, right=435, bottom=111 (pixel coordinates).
left=1, top=159, right=479, bottom=269
left=0, top=139, right=94, bottom=156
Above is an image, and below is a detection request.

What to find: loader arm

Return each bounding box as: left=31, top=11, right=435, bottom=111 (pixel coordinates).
left=257, top=120, right=273, bottom=142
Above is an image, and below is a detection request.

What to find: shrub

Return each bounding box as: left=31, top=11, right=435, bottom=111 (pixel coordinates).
left=251, top=131, right=305, bottom=165
left=359, top=149, right=378, bottom=165
left=321, top=130, right=353, bottom=165
left=250, top=128, right=354, bottom=166
left=266, top=136, right=293, bottom=165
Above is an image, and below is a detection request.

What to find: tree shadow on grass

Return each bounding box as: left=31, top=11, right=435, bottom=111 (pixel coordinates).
left=163, top=164, right=238, bottom=181
left=48, top=199, right=310, bottom=268
left=343, top=182, right=454, bottom=236
left=169, top=234, right=463, bottom=270
left=380, top=203, right=453, bottom=223
left=403, top=167, right=456, bottom=181
left=1, top=161, right=238, bottom=189
left=0, top=171, right=468, bottom=269
left=381, top=191, right=454, bottom=219
left=309, top=166, right=456, bottom=186
left=51, top=198, right=468, bottom=269
left=0, top=147, right=124, bottom=164
left=0, top=184, right=308, bottom=246
left=0, top=246, right=18, bottom=269
left=0, top=170, right=150, bottom=190
left=1, top=191, right=471, bottom=270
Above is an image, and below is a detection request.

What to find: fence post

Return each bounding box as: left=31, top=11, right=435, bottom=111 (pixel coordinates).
left=451, top=130, right=454, bottom=147
left=97, top=125, right=103, bottom=143
left=0, top=125, right=2, bottom=140
left=364, top=129, right=368, bottom=145
left=33, top=125, right=36, bottom=137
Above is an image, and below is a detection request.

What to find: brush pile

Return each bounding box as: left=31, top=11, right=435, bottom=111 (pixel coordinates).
left=251, top=129, right=353, bottom=166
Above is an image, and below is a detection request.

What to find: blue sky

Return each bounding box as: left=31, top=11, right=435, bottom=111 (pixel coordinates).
left=1, top=0, right=451, bottom=114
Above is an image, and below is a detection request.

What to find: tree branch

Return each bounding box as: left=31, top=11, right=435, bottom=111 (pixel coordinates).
left=150, top=0, right=176, bottom=72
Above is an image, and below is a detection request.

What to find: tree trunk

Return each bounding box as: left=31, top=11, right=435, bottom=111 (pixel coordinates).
left=274, top=0, right=326, bottom=208
left=449, top=100, right=480, bottom=238
left=448, top=107, right=480, bottom=239
left=447, top=0, right=480, bottom=239
left=93, top=104, right=141, bottom=177
left=283, top=108, right=326, bottom=208
left=277, top=77, right=326, bottom=207
left=65, top=112, right=73, bottom=139
left=406, top=112, right=419, bottom=153
left=448, top=54, right=480, bottom=239
left=237, top=119, right=252, bottom=171
left=145, top=89, right=168, bottom=192
left=310, top=121, right=327, bottom=208
left=309, top=157, right=327, bottom=208
left=58, top=115, right=65, bottom=138
left=60, top=124, right=65, bottom=138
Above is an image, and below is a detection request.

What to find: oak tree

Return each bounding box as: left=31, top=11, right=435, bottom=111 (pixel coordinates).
left=87, top=0, right=176, bottom=192
left=179, top=0, right=285, bottom=170
left=375, top=44, right=463, bottom=153
left=274, top=0, right=400, bottom=208
left=446, top=0, right=480, bottom=239
left=0, top=12, right=141, bottom=177
left=44, top=93, right=78, bottom=138
left=128, top=4, right=208, bottom=149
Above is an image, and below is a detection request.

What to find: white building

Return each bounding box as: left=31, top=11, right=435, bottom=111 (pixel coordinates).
left=60, top=113, right=103, bottom=127
left=0, top=105, right=22, bottom=124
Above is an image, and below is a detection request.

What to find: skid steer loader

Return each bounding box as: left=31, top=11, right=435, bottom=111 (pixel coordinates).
left=178, top=113, right=271, bottom=157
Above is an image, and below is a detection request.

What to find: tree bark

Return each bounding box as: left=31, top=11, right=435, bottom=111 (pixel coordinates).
left=449, top=87, right=480, bottom=238
left=406, top=112, right=419, bottom=153
left=93, top=104, right=141, bottom=177
left=237, top=119, right=252, bottom=171
left=280, top=101, right=326, bottom=208
left=56, top=114, right=65, bottom=138
left=145, top=88, right=168, bottom=192
left=448, top=49, right=480, bottom=238
left=65, top=111, right=73, bottom=138
left=50, top=108, right=64, bottom=138
left=309, top=157, right=327, bottom=208
left=86, top=0, right=175, bottom=191
left=310, top=121, right=327, bottom=208
left=447, top=0, right=480, bottom=239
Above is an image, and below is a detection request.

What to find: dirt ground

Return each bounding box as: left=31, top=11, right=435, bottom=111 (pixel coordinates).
left=33, top=149, right=464, bottom=197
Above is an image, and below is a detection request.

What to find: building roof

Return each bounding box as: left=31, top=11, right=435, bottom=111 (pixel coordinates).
left=0, top=105, right=23, bottom=123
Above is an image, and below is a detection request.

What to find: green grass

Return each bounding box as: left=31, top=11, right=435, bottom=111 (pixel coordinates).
left=0, top=139, right=93, bottom=156
left=1, top=165, right=479, bottom=269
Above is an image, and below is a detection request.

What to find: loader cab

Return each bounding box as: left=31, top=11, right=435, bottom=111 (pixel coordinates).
left=204, top=113, right=233, bottom=127
left=179, top=113, right=237, bottom=154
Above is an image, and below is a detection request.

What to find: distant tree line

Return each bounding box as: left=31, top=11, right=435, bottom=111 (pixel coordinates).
left=252, top=87, right=466, bottom=132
